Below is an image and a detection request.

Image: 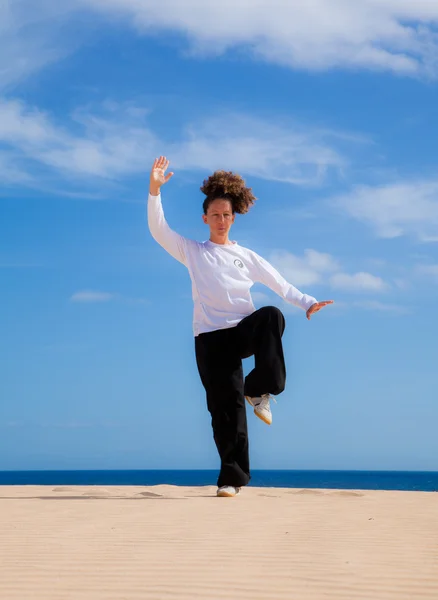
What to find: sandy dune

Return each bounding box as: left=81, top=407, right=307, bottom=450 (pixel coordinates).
left=0, top=485, right=437, bottom=599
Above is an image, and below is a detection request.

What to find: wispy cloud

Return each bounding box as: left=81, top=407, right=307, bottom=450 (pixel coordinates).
left=0, top=421, right=25, bottom=428
left=3, top=0, right=438, bottom=90
left=270, top=249, right=340, bottom=287
left=324, top=299, right=410, bottom=315
left=70, top=290, right=148, bottom=304
left=172, top=113, right=347, bottom=186
left=41, top=421, right=94, bottom=429
left=0, top=98, right=354, bottom=193
left=70, top=290, right=114, bottom=303
left=0, top=98, right=159, bottom=185
left=85, top=0, right=438, bottom=77
left=251, top=291, right=271, bottom=304
left=352, top=300, right=410, bottom=315
left=416, top=264, right=438, bottom=278
left=0, top=150, right=33, bottom=185
left=270, top=248, right=388, bottom=293
left=0, top=0, right=80, bottom=90
left=331, top=180, right=438, bottom=242
left=330, top=272, right=388, bottom=292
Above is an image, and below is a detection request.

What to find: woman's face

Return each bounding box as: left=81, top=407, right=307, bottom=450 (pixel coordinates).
left=202, top=198, right=235, bottom=237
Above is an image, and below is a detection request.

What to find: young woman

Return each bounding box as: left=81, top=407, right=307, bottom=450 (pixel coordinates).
left=148, top=156, right=333, bottom=497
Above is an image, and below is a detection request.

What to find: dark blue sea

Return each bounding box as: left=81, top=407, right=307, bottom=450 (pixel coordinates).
left=0, top=470, right=437, bottom=491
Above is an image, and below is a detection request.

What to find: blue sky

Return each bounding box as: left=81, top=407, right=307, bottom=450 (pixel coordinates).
left=1, top=1, right=438, bottom=471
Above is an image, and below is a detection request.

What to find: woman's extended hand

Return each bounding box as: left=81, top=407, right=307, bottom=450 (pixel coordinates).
left=150, top=156, right=174, bottom=195
left=306, top=300, right=334, bottom=320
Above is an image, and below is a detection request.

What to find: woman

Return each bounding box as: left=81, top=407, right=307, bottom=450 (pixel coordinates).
left=148, top=156, right=333, bottom=497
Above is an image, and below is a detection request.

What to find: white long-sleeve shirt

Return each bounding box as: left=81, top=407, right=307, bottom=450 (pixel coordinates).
left=148, top=193, right=317, bottom=336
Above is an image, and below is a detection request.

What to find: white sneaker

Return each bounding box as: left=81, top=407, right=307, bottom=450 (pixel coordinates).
left=217, top=486, right=241, bottom=497
left=245, top=394, right=275, bottom=425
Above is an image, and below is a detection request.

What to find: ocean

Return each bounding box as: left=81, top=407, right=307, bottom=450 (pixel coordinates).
left=0, top=470, right=437, bottom=491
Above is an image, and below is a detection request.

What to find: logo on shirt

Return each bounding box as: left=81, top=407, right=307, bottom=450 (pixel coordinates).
left=234, top=259, right=244, bottom=269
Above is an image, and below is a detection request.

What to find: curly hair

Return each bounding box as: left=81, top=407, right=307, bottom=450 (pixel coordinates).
left=200, top=170, right=256, bottom=215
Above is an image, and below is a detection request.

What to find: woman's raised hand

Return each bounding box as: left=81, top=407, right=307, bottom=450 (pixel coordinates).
left=150, top=156, right=174, bottom=195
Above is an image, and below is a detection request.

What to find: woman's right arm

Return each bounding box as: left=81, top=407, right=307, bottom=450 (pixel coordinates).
left=147, top=156, right=187, bottom=265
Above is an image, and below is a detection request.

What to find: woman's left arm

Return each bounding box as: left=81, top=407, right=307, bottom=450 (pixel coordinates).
left=250, top=252, right=333, bottom=320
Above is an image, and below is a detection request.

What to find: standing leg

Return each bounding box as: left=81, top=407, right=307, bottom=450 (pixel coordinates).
left=237, top=306, right=286, bottom=397
left=195, top=328, right=250, bottom=488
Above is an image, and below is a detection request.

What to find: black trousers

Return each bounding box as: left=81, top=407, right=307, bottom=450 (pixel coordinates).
left=195, top=306, right=286, bottom=488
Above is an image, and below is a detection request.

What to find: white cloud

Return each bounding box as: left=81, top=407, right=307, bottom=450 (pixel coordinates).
left=0, top=150, right=33, bottom=185
left=331, top=180, right=438, bottom=241
left=0, top=98, right=351, bottom=191
left=0, top=1, right=80, bottom=90
left=326, top=299, right=408, bottom=314
left=0, top=98, right=159, bottom=182
left=172, top=114, right=346, bottom=186
left=3, top=0, right=438, bottom=92
left=41, top=421, right=94, bottom=429
left=70, top=290, right=148, bottom=304
left=270, top=248, right=387, bottom=293
left=83, top=0, right=438, bottom=77
left=393, top=278, right=410, bottom=290
left=250, top=291, right=271, bottom=304
left=352, top=300, right=410, bottom=315
left=416, top=264, right=438, bottom=277
left=0, top=421, right=25, bottom=428
left=0, top=98, right=57, bottom=146
left=270, top=249, right=340, bottom=287
left=330, top=271, right=388, bottom=292
left=71, top=290, right=114, bottom=303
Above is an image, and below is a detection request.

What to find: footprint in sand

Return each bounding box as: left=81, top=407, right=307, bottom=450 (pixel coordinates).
left=52, top=487, right=75, bottom=493
left=81, top=489, right=112, bottom=497
left=330, top=491, right=364, bottom=497
left=291, top=489, right=325, bottom=496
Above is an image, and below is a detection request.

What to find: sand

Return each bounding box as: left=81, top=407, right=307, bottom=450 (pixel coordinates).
left=0, top=485, right=437, bottom=600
